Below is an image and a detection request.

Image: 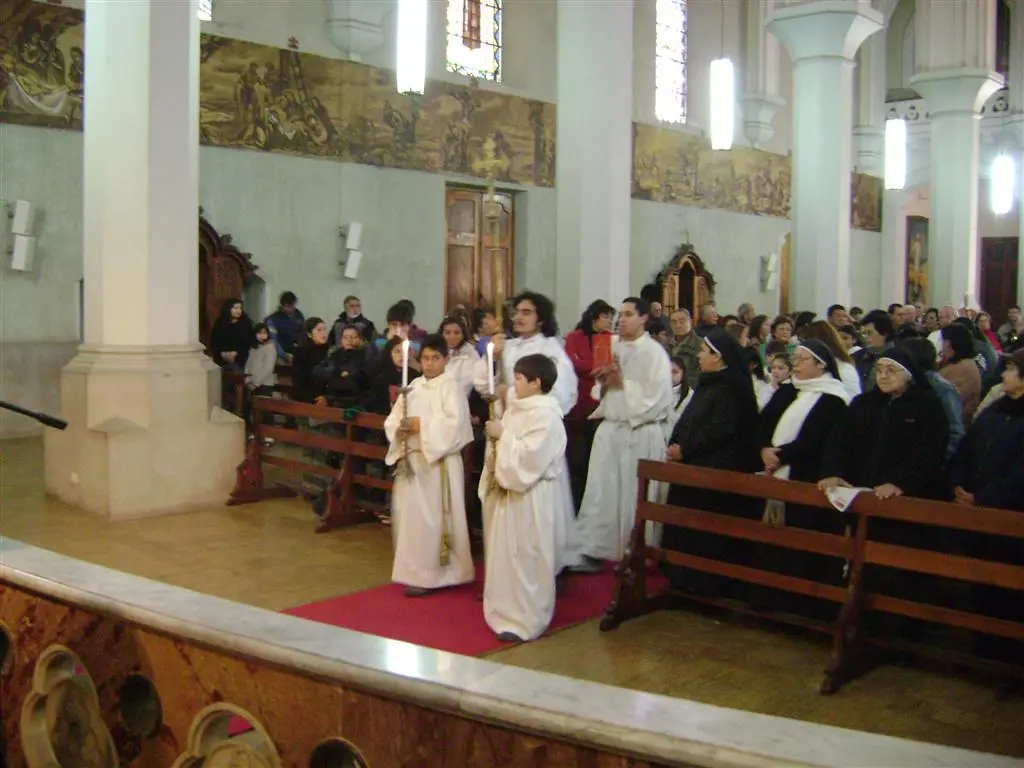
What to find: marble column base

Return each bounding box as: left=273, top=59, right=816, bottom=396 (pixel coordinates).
left=43, top=345, right=244, bottom=519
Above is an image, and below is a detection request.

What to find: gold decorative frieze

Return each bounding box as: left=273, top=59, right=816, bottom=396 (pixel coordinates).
left=631, top=122, right=883, bottom=232
left=0, top=0, right=555, bottom=188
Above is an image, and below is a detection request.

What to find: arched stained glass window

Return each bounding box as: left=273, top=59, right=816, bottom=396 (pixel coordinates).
left=655, top=0, right=687, bottom=124
left=447, top=0, right=502, bottom=82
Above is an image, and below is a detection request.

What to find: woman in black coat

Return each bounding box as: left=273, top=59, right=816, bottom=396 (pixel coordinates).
left=756, top=339, right=851, bottom=617
left=662, top=329, right=761, bottom=597
left=209, top=297, right=255, bottom=370
left=290, top=317, right=331, bottom=404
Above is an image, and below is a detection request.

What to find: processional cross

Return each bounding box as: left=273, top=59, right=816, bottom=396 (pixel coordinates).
left=471, top=137, right=506, bottom=315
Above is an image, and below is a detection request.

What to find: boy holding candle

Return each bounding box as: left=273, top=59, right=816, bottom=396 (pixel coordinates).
left=384, top=334, right=475, bottom=596
left=481, top=353, right=567, bottom=642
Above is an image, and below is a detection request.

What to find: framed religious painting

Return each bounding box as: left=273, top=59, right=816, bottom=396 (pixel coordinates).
left=905, top=216, right=929, bottom=304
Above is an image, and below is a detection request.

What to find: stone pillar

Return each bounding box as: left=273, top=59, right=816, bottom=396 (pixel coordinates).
left=555, top=0, right=633, bottom=326
left=879, top=189, right=909, bottom=305
left=740, top=0, right=785, bottom=148
left=766, top=0, right=883, bottom=314
left=45, top=0, right=243, bottom=519
left=853, top=28, right=886, bottom=176
left=910, top=0, right=1001, bottom=307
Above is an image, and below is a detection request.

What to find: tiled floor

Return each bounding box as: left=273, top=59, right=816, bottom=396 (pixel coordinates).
left=2, top=437, right=1023, bottom=756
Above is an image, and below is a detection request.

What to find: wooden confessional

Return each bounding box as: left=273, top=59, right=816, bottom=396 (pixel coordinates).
left=198, top=216, right=259, bottom=350
left=650, top=243, right=716, bottom=320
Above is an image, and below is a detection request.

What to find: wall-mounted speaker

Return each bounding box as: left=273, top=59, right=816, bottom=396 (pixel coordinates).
left=11, top=200, right=34, bottom=236
left=10, top=235, right=36, bottom=272
left=344, top=221, right=363, bottom=251
left=344, top=250, right=363, bottom=280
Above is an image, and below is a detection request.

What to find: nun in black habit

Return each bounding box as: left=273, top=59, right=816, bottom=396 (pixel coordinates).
left=661, top=329, right=761, bottom=598
left=755, top=339, right=852, bottom=618
left=819, top=345, right=949, bottom=637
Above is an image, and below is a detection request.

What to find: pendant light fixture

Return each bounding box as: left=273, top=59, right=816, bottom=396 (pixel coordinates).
left=709, top=0, right=734, bottom=150
left=884, top=113, right=907, bottom=190
left=396, top=0, right=427, bottom=95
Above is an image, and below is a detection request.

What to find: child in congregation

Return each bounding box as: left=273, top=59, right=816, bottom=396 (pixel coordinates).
left=243, top=322, right=278, bottom=442
left=480, top=353, right=567, bottom=643
left=384, top=334, right=475, bottom=597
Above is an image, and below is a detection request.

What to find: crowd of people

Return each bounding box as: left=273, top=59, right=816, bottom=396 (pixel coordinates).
left=205, top=288, right=1024, bottom=650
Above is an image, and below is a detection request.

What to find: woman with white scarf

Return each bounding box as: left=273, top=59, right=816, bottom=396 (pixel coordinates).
left=755, top=339, right=852, bottom=620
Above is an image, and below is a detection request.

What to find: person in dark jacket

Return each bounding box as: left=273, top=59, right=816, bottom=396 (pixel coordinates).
left=662, top=329, right=760, bottom=597
left=209, top=297, right=255, bottom=370
left=315, top=325, right=377, bottom=410
left=756, top=340, right=852, bottom=617
left=948, top=349, right=1024, bottom=669
left=290, top=317, right=330, bottom=404
left=265, top=291, right=305, bottom=361
left=949, top=348, right=1024, bottom=510
left=329, top=295, right=378, bottom=346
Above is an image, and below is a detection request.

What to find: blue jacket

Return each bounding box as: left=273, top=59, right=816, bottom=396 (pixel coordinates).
left=925, top=371, right=965, bottom=458
left=266, top=308, right=306, bottom=359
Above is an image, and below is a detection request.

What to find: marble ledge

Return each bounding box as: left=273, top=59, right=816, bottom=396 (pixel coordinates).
left=0, top=538, right=1017, bottom=768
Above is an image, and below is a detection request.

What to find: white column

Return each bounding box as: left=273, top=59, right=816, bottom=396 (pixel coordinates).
left=767, top=0, right=883, bottom=314
left=879, top=189, right=909, bottom=305
left=1010, top=8, right=1024, bottom=307
left=83, top=0, right=199, bottom=347
left=555, top=0, right=633, bottom=326
left=853, top=29, right=886, bottom=176
left=910, top=0, right=1001, bottom=308
left=46, top=0, right=243, bottom=519
left=740, top=0, right=785, bottom=148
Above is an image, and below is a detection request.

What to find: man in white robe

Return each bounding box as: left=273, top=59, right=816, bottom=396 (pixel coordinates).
left=385, top=340, right=475, bottom=596
left=473, top=292, right=583, bottom=571
left=480, top=353, right=566, bottom=642
left=575, top=297, right=673, bottom=568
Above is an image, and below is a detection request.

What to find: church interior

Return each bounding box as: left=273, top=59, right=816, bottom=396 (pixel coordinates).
left=2, top=0, right=1024, bottom=765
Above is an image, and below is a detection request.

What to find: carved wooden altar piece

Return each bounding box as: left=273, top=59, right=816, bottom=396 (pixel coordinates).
left=199, top=217, right=258, bottom=350
left=652, top=244, right=716, bottom=320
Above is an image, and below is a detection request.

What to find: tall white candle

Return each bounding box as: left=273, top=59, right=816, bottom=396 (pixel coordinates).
left=401, top=340, right=410, bottom=389
left=486, top=341, right=495, bottom=395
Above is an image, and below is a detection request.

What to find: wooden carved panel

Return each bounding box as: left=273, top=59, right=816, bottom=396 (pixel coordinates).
left=649, top=244, right=716, bottom=321
left=199, top=217, right=259, bottom=350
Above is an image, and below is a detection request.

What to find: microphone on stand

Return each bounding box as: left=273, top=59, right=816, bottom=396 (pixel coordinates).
left=0, top=400, right=68, bottom=431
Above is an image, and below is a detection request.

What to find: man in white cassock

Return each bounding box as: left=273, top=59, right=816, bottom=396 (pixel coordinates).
left=473, top=291, right=583, bottom=572
left=480, top=353, right=566, bottom=643
left=574, top=297, right=673, bottom=570
left=385, top=336, right=475, bottom=596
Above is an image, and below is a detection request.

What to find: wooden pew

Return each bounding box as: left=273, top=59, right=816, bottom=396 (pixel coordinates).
left=228, top=398, right=391, bottom=533
left=603, top=459, right=1024, bottom=695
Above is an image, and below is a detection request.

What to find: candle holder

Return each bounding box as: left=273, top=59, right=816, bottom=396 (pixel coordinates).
left=482, top=393, right=503, bottom=497
left=393, top=387, right=414, bottom=478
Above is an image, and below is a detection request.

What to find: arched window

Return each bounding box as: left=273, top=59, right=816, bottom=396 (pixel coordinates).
left=655, top=0, right=688, bottom=124
left=197, top=0, right=213, bottom=22
left=447, top=0, right=503, bottom=82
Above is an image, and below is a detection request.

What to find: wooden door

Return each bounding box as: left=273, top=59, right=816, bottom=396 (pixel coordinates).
left=779, top=233, right=791, bottom=314
left=445, top=186, right=514, bottom=313
left=980, top=236, right=1019, bottom=323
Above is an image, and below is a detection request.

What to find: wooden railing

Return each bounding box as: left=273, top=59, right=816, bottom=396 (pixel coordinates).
left=228, top=398, right=390, bottom=533
left=603, top=460, right=1024, bottom=695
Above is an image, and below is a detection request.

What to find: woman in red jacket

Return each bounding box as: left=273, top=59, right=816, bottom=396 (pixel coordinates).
left=564, top=299, right=615, bottom=508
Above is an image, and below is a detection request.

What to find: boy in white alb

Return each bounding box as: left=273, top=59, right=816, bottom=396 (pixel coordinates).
left=481, top=353, right=566, bottom=642
left=385, top=334, right=475, bottom=596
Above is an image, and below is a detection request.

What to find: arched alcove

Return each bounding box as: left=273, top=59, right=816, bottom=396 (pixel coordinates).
left=885, top=0, right=917, bottom=99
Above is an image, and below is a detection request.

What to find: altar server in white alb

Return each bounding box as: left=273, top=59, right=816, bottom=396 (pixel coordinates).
left=480, top=353, right=566, bottom=643
left=472, top=291, right=583, bottom=572
left=575, top=297, right=674, bottom=569
left=385, top=334, right=475, bottom=596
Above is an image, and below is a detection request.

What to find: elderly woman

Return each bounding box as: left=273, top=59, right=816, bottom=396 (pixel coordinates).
left=662, top=329, right=760, bottom=597
left=819, top=346, right=949, bottom=639
left=756, top=339, right=851, bottom=617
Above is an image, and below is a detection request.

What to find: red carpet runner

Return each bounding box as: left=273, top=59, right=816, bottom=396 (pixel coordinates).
left=283, top=563, right=668, bottom=657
